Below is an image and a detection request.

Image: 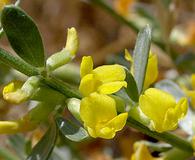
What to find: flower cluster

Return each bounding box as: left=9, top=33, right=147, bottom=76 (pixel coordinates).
left=79, top=56, right=128, bottom=139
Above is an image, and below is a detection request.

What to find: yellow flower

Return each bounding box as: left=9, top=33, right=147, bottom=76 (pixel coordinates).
left=139, top=88, right=188, bottom=132
left=114, top=0, right=134, bottom=16
left=80, top=92, right=128, bottom=139
left=0, top=0, right=9, bottom=10
left=125, top=50, right=158, bottom=89
left=3, top=76, right=40, bottom=104
left=3, top=81, right=28, bottom=104
left=79, top=56, right=127, bottom=97
left=0, top=116, right=36, bottom=134
left=131, top=142, right=164, bottom=160
left=185, top=74, right=195, bottom=109
left=143, top=53, right=158, bottom=89
left=46, top=27, right=78, bottom=71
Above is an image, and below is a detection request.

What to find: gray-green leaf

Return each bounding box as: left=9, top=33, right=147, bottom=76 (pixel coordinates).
left=133, top=25, right=151, bottom=94
left=124, top=69, right=139, bottom=102
left=1, top=5, right=45, bottom=67
left=26, top=120, right=57, bottom=160
left=56, top=116, right=88, bottom=142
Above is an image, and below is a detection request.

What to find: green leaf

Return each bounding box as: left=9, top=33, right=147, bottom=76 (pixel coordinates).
left=56, top=116, right=88, bottom=142
left=1, top=5, right=45, bottom=67
left=124, top=69, right=139, bottom=102
left=133, top=25, right=151, bottom=94
left=26, top=120, right=57, bottom=160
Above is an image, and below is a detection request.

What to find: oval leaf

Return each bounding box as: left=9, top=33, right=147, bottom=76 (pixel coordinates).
left=133, top=25, right=151, bottom=94
left=26, top=120, right=57, bottom=160
left=124, top=69, right=139, bottom=102
left=56, top=116, right=88, bottom=142
left=1, top=5, right=45, bottom=67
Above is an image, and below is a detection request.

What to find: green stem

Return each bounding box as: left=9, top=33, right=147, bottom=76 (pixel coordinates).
left=0, top=48, right=39, bottom=76
left=41, top=76, right=82, bottom=99
left=127, top=117, right=193, bottom=153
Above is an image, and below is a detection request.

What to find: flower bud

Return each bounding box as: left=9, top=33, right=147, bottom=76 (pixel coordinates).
left=46, top=27, right=78, bottom=71
left=3, top=76, right=40, bottom=104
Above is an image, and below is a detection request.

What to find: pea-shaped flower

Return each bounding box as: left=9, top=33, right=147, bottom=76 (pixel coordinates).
left=3, top=76, right=40, bottom=104
left=80, top=92, right=128, bottom=139
left=79, top=56, right=127, bottom=96
left=139, top=88, right=188, bottom=132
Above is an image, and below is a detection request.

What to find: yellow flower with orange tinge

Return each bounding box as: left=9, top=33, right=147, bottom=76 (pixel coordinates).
left=114, top=0, right=135, bottom=16
left=79, top=56, right=127, bottom=97
left=139, top=88, right=188, bottom=132
left=80, top=92, right=128, bottom=139
left=125, top=49, right=158, bottom=89
left=131, top=142, right=164, bottom=160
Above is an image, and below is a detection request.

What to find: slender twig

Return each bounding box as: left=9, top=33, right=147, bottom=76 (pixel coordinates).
left=0, top=48, right=39, bottom=76
left=127, top=117, right=193, bottom=153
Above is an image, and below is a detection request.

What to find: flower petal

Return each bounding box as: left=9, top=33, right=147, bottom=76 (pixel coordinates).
left=86, top=126, right=97, bottom=138
left=144, top=53, right=158, bottom=89
left=80, top=93, right=117, bottom=128
left=97, top=127, right=116, bottom=139
left=139, top=88, right=176, bottom=126
left=105, top=112, right=128, bottom=131
left=3, top=81, right=27, bottom=104
left=93, top=64, right=126, bottom=83
left=94, top=113, right=128, bottom=139
left=124, top=49, right=133, bottom=62
left=97, top=81, right=127, bottom=94
left=80, top=56, right=93, bottom=78
left=79, top=74, right=101, bottom=97
left=174, top=97, right=188, bottom=119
